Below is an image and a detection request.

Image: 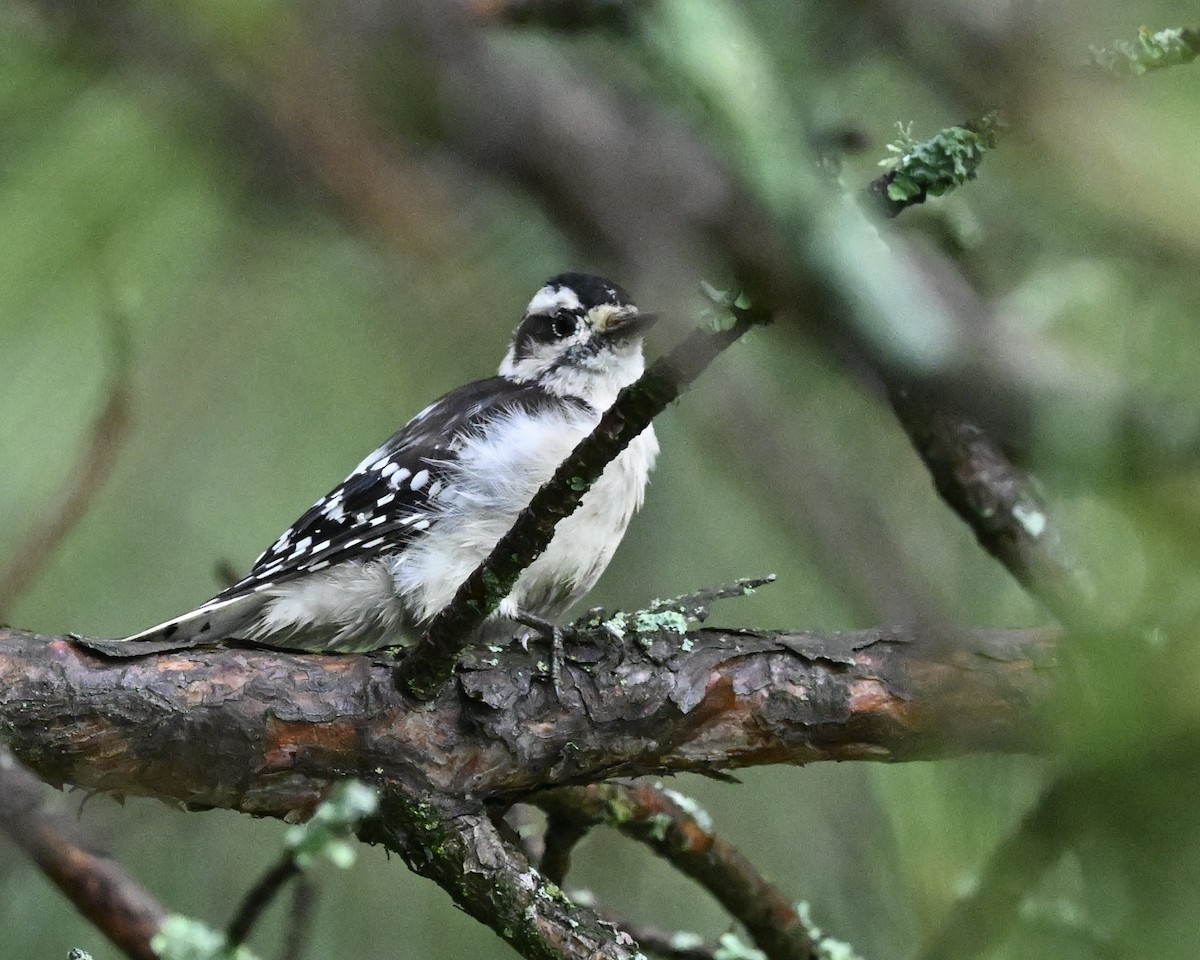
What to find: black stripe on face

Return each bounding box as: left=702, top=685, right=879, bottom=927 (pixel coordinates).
left=511, top=309, right=583, bottom=361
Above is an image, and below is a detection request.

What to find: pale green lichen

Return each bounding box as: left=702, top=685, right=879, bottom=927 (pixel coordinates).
left=601, top=611, right=628, bottom=639
left=151, top=916, right=261, bottom=960
left=714, top=932, right=767, bottom=960
left=632, top=610, right=689, bottom=634
left=879, top=112, right=1002, bottom=203
left=698, top=281, right=753, bottom=332
left=647, top=811, right=674, bottom=841
left=796, top=901, right=865, bottom=960
left=1089, top=26, right=1200, bottom=76
left=285, top=780, right=378, bottom=869
left=669, top=931, right=706, bottom=951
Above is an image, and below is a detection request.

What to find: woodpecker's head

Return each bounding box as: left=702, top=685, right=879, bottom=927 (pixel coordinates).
left=499, top=273, right=654, bottom=407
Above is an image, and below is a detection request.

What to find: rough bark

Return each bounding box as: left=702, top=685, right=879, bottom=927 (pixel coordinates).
left=0, top=624, right=1055, bottom=817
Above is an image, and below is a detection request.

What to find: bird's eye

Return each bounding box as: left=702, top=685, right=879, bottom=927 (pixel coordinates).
left=550, top=312, right=578, bottom=339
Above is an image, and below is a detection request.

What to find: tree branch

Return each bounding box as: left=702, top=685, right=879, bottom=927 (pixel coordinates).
left=361, top=795, right=641, bottom=960
left=888, top=390, right=1093, bottom=625
left=538, top=781, right=822, bottom=960
left=5, top=624, right=1053, bottom=818
left=0, top=743, right=167, bottom=960
left=0, top=317, right=132, bottom=619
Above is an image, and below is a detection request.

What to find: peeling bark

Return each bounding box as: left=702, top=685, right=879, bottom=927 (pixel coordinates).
left=0, top=625, right=1055, bottom=817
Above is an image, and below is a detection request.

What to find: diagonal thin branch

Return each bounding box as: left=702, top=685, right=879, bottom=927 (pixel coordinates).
left=396, top=310, right=766, bottom=698
left=0, top=743, right=167, bottom=960
left=225, top=856, right=302, bottom=951
left=874, top=148, right=1097, bottom=960
left=889, top=389, right=1094, bottom=625
left=538, top=782, right=821, bottom=960
left=0, top=317, right=132, bottom=619
left=913, top=771, right=1088, bottom=960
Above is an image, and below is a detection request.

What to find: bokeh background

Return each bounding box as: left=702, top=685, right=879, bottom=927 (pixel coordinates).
left=4, top=1, right=1200, bottom=958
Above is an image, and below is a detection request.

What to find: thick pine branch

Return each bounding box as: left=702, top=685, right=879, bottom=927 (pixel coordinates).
left=2, top=624, right=1053, bottom=816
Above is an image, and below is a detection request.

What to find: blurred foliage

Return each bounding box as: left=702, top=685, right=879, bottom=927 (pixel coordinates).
left=1088, top=25, right=1200, bottom=76
left=3, top=1, right=1200, bottom=959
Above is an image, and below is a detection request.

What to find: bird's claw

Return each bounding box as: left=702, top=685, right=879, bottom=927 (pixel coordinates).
left=512, top=612, right=574, bottom=700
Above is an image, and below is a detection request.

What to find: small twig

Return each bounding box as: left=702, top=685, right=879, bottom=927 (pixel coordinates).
left=225, top=856, right=302, bottom=951
left=227, top=780, right=376, bottom=953
left=642, top=575, right=776, bottom=621
left=471, top=0, right=638, bottom=32
left=0, top=743, right=167, bottom=960
left=540, top=811, right=593, bottom=887
left=279, top=877, right=317, bottom=960
left=538, top=781, right=823, bottom=960
left=397, top=306, right=767, bottom=698
left=0, top=314, right=132, bottom=618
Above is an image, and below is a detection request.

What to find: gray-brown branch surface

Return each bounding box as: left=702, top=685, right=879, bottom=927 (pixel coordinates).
left=1, top=624, right=1054, bottom=816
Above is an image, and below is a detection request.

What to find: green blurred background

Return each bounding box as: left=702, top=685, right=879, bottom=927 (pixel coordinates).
left=4, top=1, right=1200, bottom=958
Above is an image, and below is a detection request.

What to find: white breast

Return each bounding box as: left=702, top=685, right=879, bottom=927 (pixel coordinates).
left=393, top=406, right=658, bottom=623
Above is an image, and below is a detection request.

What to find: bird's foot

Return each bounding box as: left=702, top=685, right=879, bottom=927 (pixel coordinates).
left=511, top=611, right=580, bottom=700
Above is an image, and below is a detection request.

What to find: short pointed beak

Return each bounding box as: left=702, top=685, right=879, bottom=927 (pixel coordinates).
left=596, top=307, right=658, bottom=339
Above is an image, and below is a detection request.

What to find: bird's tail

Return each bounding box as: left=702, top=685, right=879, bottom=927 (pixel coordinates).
left=73, top=593, right=266, bottom=658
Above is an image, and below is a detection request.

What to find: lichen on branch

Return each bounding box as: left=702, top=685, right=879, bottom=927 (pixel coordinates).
left=1088, top=26, right=1200, bottom=77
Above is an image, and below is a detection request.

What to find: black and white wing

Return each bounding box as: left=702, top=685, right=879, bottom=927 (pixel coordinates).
left=97, top=377, right=579, bottom=654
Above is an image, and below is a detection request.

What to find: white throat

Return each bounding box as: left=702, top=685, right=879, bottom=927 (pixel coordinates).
left=499, top=343, right=645, bottom=409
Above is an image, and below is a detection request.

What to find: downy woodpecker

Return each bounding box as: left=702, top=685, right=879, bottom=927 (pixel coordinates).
left=113, top=273, right=658, bottom=653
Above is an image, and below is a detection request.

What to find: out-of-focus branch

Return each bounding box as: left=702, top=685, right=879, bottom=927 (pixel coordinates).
left=699, top=361, right=945, bottom=626
left=397, top=309, right=765, bottom=698
left=914, top=771, right=1088, bottom=960
left=0, top=318, right=132, bottom=619
left=471, top=0, right=639, bottom=32
left=0, top=743, right=167, bottom=960
left=538, top=782, right=823, bottom=960
left=889, top=390, right=1093, bottom=625
left=225, top=857, right=302, bottom=951
left=280, top=878, right=317, bottom=960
